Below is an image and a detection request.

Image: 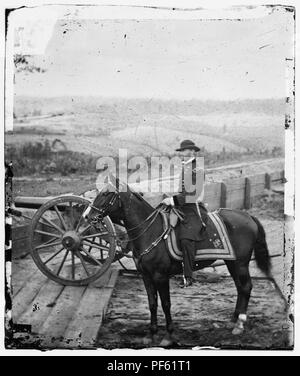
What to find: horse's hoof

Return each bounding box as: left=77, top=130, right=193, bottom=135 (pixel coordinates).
left=159, top=337, right=174, bottom=348
left=232, top=327, right=244, bottom=336
left=142, top=336, right=153, bottom=346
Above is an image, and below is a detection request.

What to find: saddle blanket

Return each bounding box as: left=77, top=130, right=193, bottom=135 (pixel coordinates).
left=162, top=210, right=236, bottom=262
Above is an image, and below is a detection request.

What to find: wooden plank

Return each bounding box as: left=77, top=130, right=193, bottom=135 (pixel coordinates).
left=12, top=224, right=41, bottom=259
left=226, top=188, right=245, bottom=209
left=12, top=222, right=58, bottom=259
left=106, top=267, right=120, bottom=288
left=17, top=280, right=64, bottom=333
left=12, top=237, right=31, bottom=259
left=270, top=170, right=284, bottom=182
left=224, top=176, right=246, bottom=209
left=249, top=174, right=265, bottom=195
left=91, top=267, right=113, bottom=288
left=12, top=225, right=30, bottom=240
left=251, top=184, right=266, bottom=197
left=63, top=269, right=119, bottom=348
left=204, top=182, right=220, bottom=197
left=12, top=271, right=48, bottom=322
left=204, top=183, right=221, bottom=211
left=244, top=177, right=252, bottom=209
left=224, top=177, right=246, bottom=188
left=12, top=257, right=39, bottom=295
left=265, top=173, right=271, bottom=190
left=220, top=182, right=227, bottom=208
left=248, top=173, right=265, bottom=184
left=38, top=286, right=86, bottom=338
left=62, top=288, right=111, bottom=348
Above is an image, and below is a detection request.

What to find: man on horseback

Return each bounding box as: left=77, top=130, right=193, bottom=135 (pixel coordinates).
left=162, top=140, right=207, bottom=288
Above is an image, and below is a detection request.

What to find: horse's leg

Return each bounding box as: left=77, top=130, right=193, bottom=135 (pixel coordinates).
left=155, top=274, right=175, bottom=347
left=225, top=261, right=241, bottom=322
left=226, top=261, right=252, bottom=335
left=142, top=273, right=158, bottom=345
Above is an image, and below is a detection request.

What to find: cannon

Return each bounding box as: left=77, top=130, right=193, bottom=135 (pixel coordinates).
left=12, top=195, right=130, bottom=286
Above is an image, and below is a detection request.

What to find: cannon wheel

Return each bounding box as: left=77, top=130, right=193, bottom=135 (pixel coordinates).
left=29, top=195, right=117, bottom=286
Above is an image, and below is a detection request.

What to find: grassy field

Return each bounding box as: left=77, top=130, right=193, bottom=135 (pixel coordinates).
left=11, top=97, right=285, bottom=152
left=6, top=96, right=285, bottom=179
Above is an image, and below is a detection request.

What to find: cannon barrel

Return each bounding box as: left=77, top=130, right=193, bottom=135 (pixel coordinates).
left=14, top=196, right=70, bottom=211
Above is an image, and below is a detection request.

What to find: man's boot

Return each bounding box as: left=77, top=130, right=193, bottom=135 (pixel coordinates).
left=179, top=239, right=195, bottom=288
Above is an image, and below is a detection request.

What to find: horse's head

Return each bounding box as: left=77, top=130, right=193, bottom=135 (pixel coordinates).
left=83, top=179, right=123, bottom=224
left=83, top=173, right=154, bottom=227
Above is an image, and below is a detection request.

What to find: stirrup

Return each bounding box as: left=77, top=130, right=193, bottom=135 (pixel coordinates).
left=179, top=276, right=193, bottom=288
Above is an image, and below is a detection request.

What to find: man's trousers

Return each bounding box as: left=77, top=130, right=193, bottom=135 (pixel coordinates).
left=180, top=239, right=196, bottom=278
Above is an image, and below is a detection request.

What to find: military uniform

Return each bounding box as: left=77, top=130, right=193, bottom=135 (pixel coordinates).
left=165, top=140, right=207, bottom=285
left=173, top=157, right=207, bottom=241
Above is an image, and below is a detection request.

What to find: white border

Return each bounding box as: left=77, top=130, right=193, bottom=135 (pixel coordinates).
left=0, top=0, right=298, bottom=356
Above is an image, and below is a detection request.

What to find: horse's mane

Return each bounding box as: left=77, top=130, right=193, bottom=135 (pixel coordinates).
left=128, top=186, right=155, bottom=211
left=105, top=174, right=155, bottom=211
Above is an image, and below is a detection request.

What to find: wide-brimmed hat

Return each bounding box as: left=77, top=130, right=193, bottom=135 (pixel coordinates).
left=176, top=140, right=200, bottom=152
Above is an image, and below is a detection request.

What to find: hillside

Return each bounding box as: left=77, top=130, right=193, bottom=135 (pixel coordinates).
left=10, top=97, right=285, bottom=159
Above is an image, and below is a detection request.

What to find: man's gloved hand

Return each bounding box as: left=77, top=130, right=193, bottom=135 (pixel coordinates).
left=162, top=197, right=174, bottom=206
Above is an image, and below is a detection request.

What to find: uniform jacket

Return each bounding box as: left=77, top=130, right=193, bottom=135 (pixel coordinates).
left=172, top=157, right=207, bottom=241
left=173, top=157, right=204, bottom=206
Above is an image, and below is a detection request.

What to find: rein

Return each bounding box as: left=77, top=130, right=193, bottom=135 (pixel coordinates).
left=88, top=191, right=170, bottom=260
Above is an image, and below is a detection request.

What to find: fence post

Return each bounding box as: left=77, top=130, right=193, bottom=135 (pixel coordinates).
left=244, top=177, right=252, bottom=209
left=265, top=173, right=271, bottom=190
left=220, top=182, right=227, bottom=208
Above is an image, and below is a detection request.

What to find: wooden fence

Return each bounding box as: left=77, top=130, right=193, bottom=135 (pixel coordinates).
left=12, top=170, right=284, bottom=259
left=146, top=170, right=284, bottom=209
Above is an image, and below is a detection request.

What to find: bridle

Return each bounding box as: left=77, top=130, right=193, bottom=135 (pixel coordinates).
left=88, top=190, right=121, bottom=226
left=87, top=189, right=170, bottom=260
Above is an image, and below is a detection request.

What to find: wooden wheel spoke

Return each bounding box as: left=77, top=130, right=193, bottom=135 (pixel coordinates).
left=34, top=236, right=61, bottom=250
left=81, top=231, right=109, bottom=240
left=69, top=201, right=74, bottom=227
left=75, top=204, right=89, bottom=232
left=100, top=249, right=104, bottom=261
left=80, top=247, right=103, bottom=267
left=34, top=229, right=61, bottom=239
left=41, top=215, right=65, bottom=234
left=82, top=240, right=109, bottom=251
left=35, top=239, right=62, bottom=250
left=71, top=252, right=75, bottom=280
left=44, top=247, right=65, bottom=265
left=41, top=236, right=60, bottom=246
left=54, top=205, right=68, bottom=231
left=77, top=251, right=91, bottom=276
left=38, top=219, right=61, bottom=232
left=79, top=224, right=93, bottom=236
left=57, top=250, right=69, bottom=276
left=87, top=237, right=95, bottom=253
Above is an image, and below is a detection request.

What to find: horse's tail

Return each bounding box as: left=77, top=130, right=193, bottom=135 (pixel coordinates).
left=251, top=215, right=271, bottom=276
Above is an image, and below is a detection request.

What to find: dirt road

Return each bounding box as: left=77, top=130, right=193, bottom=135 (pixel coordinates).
left=96, top=272, right=290, bottom=350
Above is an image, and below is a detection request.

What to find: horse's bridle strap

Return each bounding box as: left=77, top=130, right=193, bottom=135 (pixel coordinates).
left=88, top=192, right=171, bottom=261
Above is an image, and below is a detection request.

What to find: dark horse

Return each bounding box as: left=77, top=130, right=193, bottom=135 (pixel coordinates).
left=83, top=178, right=271, bottom=347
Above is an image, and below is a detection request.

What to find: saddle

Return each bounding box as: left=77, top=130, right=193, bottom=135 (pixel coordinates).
left=160, top=207, right=235, bottom=262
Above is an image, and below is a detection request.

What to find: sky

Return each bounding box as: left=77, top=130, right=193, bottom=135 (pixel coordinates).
left=12, top=6, right=294, bottom=100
